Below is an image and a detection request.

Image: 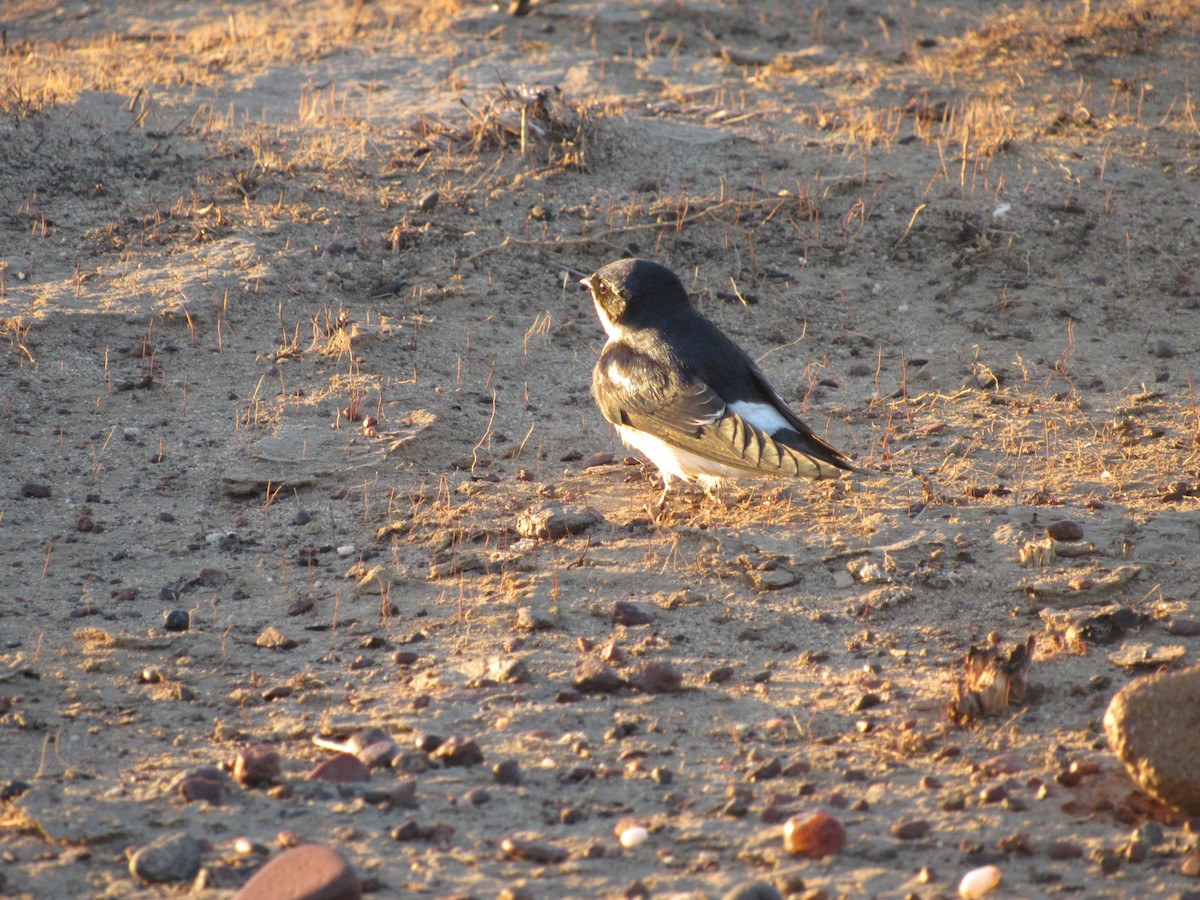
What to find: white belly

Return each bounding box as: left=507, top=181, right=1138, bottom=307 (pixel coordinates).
left=615, top=424, right=746, bottom=489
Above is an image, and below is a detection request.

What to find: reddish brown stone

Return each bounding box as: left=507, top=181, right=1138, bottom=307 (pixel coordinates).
left=233, top=844, right=361, bottom=900
left=307, top=753, right=371, bottom=783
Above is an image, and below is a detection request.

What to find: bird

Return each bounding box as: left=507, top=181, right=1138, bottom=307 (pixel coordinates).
left=581, top=257, right=858, bottom=502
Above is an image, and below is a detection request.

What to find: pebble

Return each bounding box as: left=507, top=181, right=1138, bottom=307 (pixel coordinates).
left=722, top=881, right=784, bottom=900
left=1148, top=340, right=1176, bottom=358
left=255, top=626, right=297, bottom=650
left=783, top=811, right=845, bottom=858
left=1045, top=519, right=1083, bottom=541
left=129, top=832, right=202, bottom=883
left=493, top=760, right=523, bottom=786
left=20, top=482, right=51, bottom=498
left=233, top=844, right=361, bottom=900
left=958, top=864, right=1001, bottom=898
left=618, top=825, right=650, bottom=848
left=573, top=658, right=624, bottom=693
left=1104, top=663, right=1200, bottom=814
left=1181, top=854, right=1200, bottom=877
left=500, top=837, right=568, bottom=864
left=979, top=752, right=1031, bottom=776
left=1044, top=839, right=1083, bottom=860
left=515, top=502, right=602, bottom=540
left=418, top=189, right=439, bottom=212
left=357, top=741, right=400, bottom=770
left=234, top=745, right=282, bottom=787
left=611, top=599, right=656, bottom=626
left=515, top=606, right=554, bottom=630
left=307, top=753, right=371, bottom=783
left=162, top=609, right=190, bottom=632
left=890, top=818, right=931, bottom=840
left=314, top=727, right=392, bottom=757
left=430, top=735, right=484, bottom=767
left=625, top=661, right=683, bottom=694
left=178, top=767, right=234, bottom=804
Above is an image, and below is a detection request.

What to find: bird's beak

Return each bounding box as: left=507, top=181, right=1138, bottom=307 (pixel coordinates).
left=580, top=273, right=599, bottom=292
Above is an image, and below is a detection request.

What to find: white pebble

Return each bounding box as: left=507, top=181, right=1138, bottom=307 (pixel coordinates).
left=336, top=544, right=357, bottom=558
left=205, top=531, right=226, bottom=544
left=992, top=202, right=1011, bottom=221
left=959, top=864, right=1001, bottom=899
left=619, top=826, right=650, bottom=849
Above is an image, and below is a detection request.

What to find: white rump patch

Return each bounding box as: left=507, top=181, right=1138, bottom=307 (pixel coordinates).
left=728, top=400, right=790, bottom=435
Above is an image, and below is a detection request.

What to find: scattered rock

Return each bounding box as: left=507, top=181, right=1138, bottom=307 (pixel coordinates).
left=722, top=881, right=784, bottom=900
left=255, top=626, right=297, bottom=650
left=431, top=736, right=484, bottom=767
left=500, top=836, right=568, bottom=864
left=1104, top=663, right=1200, bottom=815
left=1148, top=340, right=1175, bottom=358
left=233, top=844, right=361, bottom=900
left=20, top=482, right=51, bottom=498
left=307, top=753, right=371, bottom=783
left=493, top=760, right=523, bottom=786
left=573, top=658, right=624, bottom=694
left=611, top=599, right=655, bottom=626
left=625, top=661, right=682, bottom=694
left=234, top=745, right=282, bottom=787
left=958, top=864, right=1001, bottom=898
left=1107, top=642, right=1188, bottom=670
left=891, top=818, right=931, bottom=840
left=782, top=811, right=845, bottom=858
left=515, top=606, right=554, bottom=631
left=418, top=189, right=439, bottom=212
left=162, top=609, right=190, bottom=632
left=1045, top=519, right=1083, bottom=541
left=515, top=502, right=601, bottom=540
left=129, top=832, right=202, bottom=884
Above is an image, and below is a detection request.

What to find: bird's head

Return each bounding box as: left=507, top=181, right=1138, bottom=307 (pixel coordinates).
left=581, top=258, right=691, bottom=337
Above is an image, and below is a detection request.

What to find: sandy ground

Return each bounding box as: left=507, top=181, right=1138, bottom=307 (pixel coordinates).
left=2, top=0, right=1200, bottom=897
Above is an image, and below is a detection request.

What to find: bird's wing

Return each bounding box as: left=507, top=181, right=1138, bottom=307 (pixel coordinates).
left=745, top=362, right=861, bottom=475
left=595, top=344, right=851, bottom=479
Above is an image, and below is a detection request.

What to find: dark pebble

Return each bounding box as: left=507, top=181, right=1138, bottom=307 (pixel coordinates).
left=20, top=482, right=51, bottom=499
left=178, top=770, right=233, bottom=805
left=493, top=760, right=523, bottom=786
left=234, top=745, right=282, bottom=787
left=625, top=661, right=682, bottom=694
left=891, top=818, right=931, bottom=840
left=431, top=735, right=484, bottom=767
left=611, top=599, right=655, bottom=626
left=573, top=658, right=624, bottom=693
left=500, top=837, right=568, bottom=864
left=706, top=665, right=735, bottom=684
left=129, top=832, right=202, bottom=883
left=1046, top=519, right=1084, bottom=541
left=393, top=650, right=419, bottom=666
left=163, top=609, right=190, bottom=632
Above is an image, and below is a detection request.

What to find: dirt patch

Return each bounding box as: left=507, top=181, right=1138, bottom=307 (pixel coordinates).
left=2, top=1, right=1200, bottom=897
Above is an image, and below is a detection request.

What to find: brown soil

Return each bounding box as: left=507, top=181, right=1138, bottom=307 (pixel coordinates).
left=2, top=1, right=1200, bottom=897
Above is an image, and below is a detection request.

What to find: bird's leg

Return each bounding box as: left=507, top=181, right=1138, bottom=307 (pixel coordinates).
left=701, top=476, right=726, bottom=505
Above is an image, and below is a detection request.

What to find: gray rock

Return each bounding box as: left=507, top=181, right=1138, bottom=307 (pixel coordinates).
left=722, top=880, right=784, bottom=900
left=515, top=502, right=601, bottom=540
left=1104, top=663, right=1200, bottom=815
left=129, top=832, right=202, bottom=883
